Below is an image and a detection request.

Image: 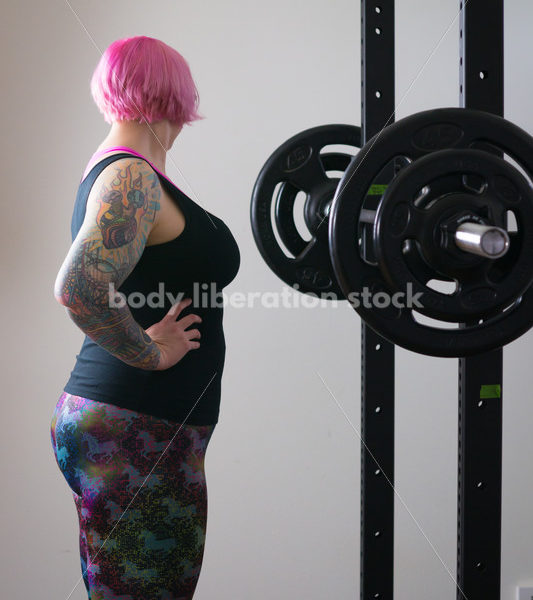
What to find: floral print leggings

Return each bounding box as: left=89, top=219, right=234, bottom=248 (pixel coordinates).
left=50, top=391, right=216, bottom=600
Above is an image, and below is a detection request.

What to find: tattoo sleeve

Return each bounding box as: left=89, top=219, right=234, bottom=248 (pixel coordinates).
left=54, top=159, right=163, bottom=370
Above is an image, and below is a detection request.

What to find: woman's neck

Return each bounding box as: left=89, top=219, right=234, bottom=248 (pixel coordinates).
left=97, top=119, right=180, bottom=175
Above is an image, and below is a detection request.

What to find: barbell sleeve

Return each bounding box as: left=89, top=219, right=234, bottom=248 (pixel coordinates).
left=358, top=208, right=510, bottom=259
left=454, top=222, right=510, bottom=259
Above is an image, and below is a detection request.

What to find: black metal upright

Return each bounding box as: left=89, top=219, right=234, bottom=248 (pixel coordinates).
left=457, top=1, right=504, bottom=598
left=360, top=1, right=395, bottom=598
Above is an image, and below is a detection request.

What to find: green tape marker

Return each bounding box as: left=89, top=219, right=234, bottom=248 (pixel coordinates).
left=368, top=184, right=388, bottom=196
left=480, top=384, right=501, bottom=399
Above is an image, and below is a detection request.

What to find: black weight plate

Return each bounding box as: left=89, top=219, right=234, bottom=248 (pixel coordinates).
left=374, top=148, right=533, bottom=321
left=274, top=153, right=353, bottom=257
left=251, top=124, right=361, bottom=297
left=329, top=107, right=533, bottom=356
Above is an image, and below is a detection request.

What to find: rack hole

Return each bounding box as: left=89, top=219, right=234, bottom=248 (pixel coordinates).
left=375, top=6, right=381, bottom=13
left=374, top=594, right=381, bottom=599
left=374, top=531, right=381, bottom=537
left=475, top=562, right=486, bottom=571
left=479, top=71, right=488, bottom=80
left=375, top=27, right=382, bottom=35
left=375, top=406, right=381, bottom=413
left=375, top=469, right=381, bottom=476
left=478, top=400, right=485, bottom=408
left=477, top=481, right=485, bottom=489
left=375, top=90, right=382, bottom=98
left=375, top=343, right=381, bottom=351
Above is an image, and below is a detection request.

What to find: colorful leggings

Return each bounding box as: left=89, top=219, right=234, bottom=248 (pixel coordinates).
left=50, top=391, right=216, bottom=600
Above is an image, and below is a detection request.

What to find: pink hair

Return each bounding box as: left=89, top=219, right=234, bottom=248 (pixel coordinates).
left=90, top=36, right=203, bottom=127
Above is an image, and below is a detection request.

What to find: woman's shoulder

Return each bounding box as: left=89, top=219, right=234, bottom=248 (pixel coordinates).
left=81, top=150, right=153, bottom=185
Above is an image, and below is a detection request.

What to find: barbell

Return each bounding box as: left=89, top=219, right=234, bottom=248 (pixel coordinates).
left=251, top=108, right=533, bottom=357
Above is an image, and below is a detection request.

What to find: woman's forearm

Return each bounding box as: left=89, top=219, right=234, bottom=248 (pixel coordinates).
left=54, top=240, right=162, bottom=369
left=64, top=302, right=161, bottom=370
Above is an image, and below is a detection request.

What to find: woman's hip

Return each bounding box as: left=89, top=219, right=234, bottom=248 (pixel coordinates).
left=50, top=391, right=216, bottom=497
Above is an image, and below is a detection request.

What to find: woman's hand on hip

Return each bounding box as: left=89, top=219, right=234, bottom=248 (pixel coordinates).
left=145, top=298, right=202, bottom=370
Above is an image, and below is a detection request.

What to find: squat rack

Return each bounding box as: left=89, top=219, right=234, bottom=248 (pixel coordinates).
left=360, top=1, right=504, bottom=599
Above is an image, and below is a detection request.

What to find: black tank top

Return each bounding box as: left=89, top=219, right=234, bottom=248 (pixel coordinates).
left=63, top=152, right=241, bottom=425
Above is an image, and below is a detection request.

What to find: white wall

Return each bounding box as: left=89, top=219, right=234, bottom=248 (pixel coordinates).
left=1, top=1, right=533, bottom=599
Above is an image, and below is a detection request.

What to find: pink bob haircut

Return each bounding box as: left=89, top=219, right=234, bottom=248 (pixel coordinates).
left=90, top=35, right=203, bottom=128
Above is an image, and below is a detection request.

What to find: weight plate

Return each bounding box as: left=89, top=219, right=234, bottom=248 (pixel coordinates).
left=251, top=124, right=361, bottom=297
left=329, top=107, right=533, bottom=357
left=375, top=148, right=533, bottom=321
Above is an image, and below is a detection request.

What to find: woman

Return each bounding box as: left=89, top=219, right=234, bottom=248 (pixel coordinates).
left=51, top=35, right=240, bottom=600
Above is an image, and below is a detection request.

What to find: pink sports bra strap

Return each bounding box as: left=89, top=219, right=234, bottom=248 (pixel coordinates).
left=80, top=145, right=172, bottom=186
left=93, top=146, right=136, bottom=160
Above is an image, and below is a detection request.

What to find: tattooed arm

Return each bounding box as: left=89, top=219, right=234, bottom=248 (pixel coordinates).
left=54, top=158, right=163, bottom=370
